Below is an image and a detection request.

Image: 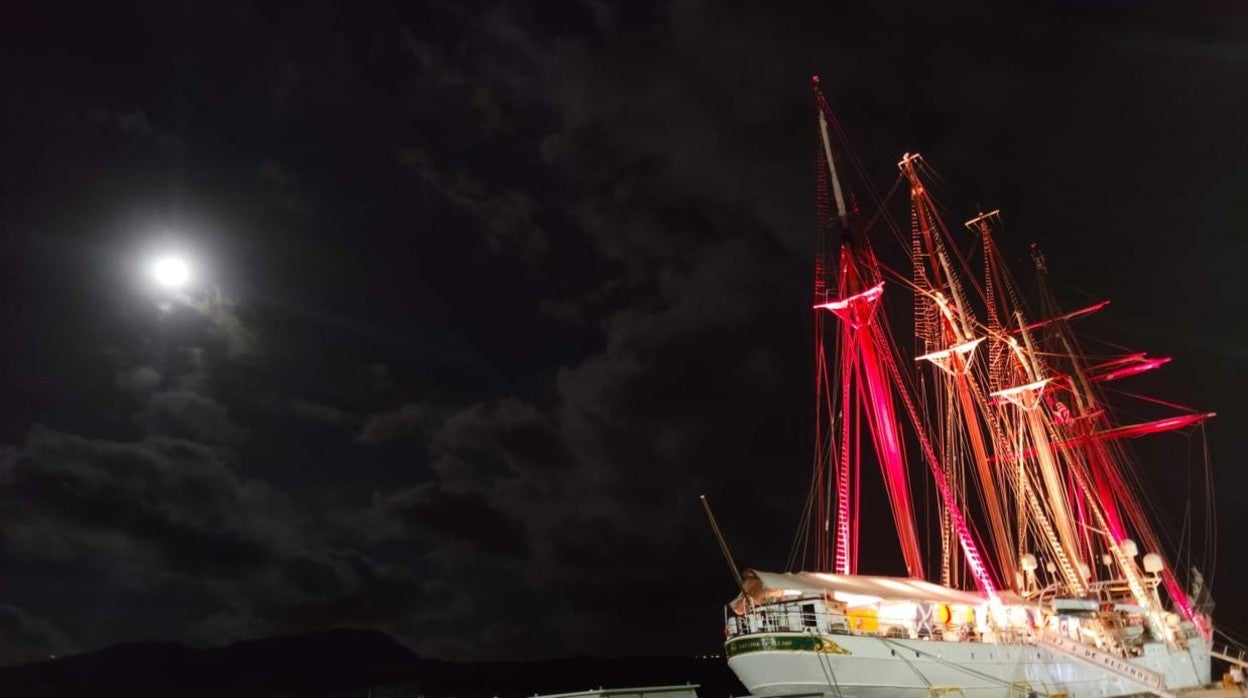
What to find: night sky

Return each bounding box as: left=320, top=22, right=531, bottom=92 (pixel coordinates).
left=2, top=0, right=1247, bottom=666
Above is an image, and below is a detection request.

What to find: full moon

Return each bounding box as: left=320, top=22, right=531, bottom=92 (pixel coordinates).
left=150, top=256, right=191, bottom=288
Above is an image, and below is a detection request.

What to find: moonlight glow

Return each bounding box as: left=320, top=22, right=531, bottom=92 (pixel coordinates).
left=150, top=256, right=191, bottom=289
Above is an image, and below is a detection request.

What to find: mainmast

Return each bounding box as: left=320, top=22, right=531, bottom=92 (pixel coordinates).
left=902, top=155, right=1016, bottom=590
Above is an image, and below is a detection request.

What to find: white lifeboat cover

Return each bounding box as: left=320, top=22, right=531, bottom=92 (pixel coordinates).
left=730, top=569, right=989, bottom=614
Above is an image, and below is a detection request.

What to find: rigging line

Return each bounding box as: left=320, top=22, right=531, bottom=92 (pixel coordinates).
left=922, top=374, right=933, bottom=570
left=1202, top=425, right=1216, bottom=590
left=806, top=321, right=829, bottom=570
left=824, top=109, right=908, bottom=248
left=915, top=157, right=956, bottom=197
left=876, top=321, right=998, bottom=595
left=1215, top=627, right=1248, bottom=653
left=1052, top=280, right=1109, bottom=303
left=1106, top=449, right=1200, bottom=621
left=878, top=637, right=1025, bottom=690
left=822, top=325, right=841, bottom=555
left=860, top=174, right=907, bottom=241
left=877, top=261, right=998, bottom=341
left=876, top=638, right=931, bottom=689
left=1025, top=347, right=1130, bottom=359
left=789, top=451, right=817, bottom=568
left=1079, top=334, right=1147, bottom=356
left=1109, top=439, right=1187, bottom=560
left=787, top=459, right=819, bottom=571
left=913, top=184, right=989, bottom=304
left=811, top=634, right=845, bottom=698
left=790, top=352, right=826, bottom=570
left=1180, top=435, right=1193, bottom=582
left=1105, top=389, right=1203, bottom=415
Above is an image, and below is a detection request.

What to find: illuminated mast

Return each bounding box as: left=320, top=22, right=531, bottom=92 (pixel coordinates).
left=902, top=155, right=1015, bottom=590
left=812, top=79, right=995, bottom=599
left=813, top=78, right=922, bottom=578
left=722, top=80, right=1219, bottom=698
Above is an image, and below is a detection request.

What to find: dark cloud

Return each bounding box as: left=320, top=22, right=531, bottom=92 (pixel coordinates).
left=286, top=398, right=358, bottom=429
left=283, top=556, right=347, bottom=597
left=0, top=604, right=73, bottom=665
left=254, top=392, right=360, bottom=430
left=85, top=107, right=152, bottom=136
left=136, top=392, right=243, bottom=444
left=0, top=446, right=16, bottom=485
left=357, top=402, right=436, bottom=445
left=432, top=398, right=572, bottom=480
left=396, top=146, right=548, bottom=263
left=117, top=365, right=162, bottom=394
left=267, top=554, right=438, bottom=633
left=373, top=484, right=529, bottom=558
left=1, top=424, right=456, bottom=653
left=5, top=426, right=294, bottom=583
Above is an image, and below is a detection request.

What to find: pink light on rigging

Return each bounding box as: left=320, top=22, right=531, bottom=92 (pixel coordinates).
left=1087, top=352, right=1146, bottom=372
left=816, top=282, right=885, bottom=328
left=815, top=266, right=926, bottom=579
left=1089, top=356, right=1171, bottom=383
left=854, top=332, right=925, bottom=579
left=1008, top=300, right=1110, bottom=334
left=1101, top=412, right=1216, bottom=438
left=989, top=412, right=1217, bottom=464
left=820, top=278, right=926, bottom=579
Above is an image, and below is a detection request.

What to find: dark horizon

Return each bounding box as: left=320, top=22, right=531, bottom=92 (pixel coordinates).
left=2, top=0, right=1247, bottom=666
left=0, top=627, right=747, bottom=697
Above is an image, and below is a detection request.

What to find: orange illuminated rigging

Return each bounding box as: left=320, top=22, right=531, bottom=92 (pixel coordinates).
left=795, top=75, right=1213, bottom=639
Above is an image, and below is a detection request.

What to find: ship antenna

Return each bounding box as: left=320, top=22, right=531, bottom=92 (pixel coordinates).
left=699, top=495, right=746, bottom=595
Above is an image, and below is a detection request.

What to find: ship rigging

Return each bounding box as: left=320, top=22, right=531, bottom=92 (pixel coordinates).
left=723, top=77, right=1220, bottom=698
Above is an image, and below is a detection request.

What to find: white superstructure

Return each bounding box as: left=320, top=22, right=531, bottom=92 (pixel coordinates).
left=723, top=571, right=1209, bottom=697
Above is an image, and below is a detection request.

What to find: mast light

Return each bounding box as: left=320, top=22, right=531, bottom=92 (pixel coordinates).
left=1142, top=553, right=1164, bottom=575
left=1120, top=539, right=1139, bottom=557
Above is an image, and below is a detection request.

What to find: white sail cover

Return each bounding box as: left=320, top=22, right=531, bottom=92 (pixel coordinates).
left=731, top=569, right=988, bottom=613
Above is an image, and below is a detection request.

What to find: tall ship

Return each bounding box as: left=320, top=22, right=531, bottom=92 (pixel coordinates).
left=720, top=77, right=1223, bottom=697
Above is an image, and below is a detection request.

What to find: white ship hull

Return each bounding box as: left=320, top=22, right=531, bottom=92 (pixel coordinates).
left=727, top=632, right=1211, bottom=697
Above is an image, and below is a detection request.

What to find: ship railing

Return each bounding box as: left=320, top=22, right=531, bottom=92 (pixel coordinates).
left=1211, top=643, right=1248, bottom=671
left=1211, top=629, right=1248, bottom=669
left=1034, top=577, right=1160, bottom=606
left=723, top=600, right=1034, bottom=645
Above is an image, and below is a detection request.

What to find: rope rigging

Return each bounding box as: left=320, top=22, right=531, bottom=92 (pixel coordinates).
left=787, top=78, right=1217, bottom=646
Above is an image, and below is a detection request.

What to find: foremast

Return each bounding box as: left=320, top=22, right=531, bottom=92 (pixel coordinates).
left=809, top=77, right=997, bottom=600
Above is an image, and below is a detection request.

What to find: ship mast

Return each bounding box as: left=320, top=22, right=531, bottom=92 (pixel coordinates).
left=1028, top=246, right=1211, bottom=635
left=813, top=78, right=925, bottom=579
left=810, top=79, right=999, bottom=601
left=902, top=155, right=1016, bottom=590
left=799, top=82, right=1215, bottom=643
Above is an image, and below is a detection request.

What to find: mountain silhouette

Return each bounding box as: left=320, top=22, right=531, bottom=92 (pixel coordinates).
left=0, top=628, right=743, bottom=698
